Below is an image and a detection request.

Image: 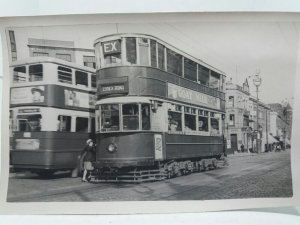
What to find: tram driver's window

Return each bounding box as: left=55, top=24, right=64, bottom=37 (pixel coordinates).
left=29, top=64, right=43, bottom=82
left=168, top=111, right=182, bottom=132
left=210, top=118, right=220, bottom=134
left=122, top=104, right=139, bottom=130
left=18, top=114, right=42, bottom=132
left=76, top=117, right=89, bottom=133
left=141, top=104, right=150, bottom=130
left=57, top=115, right=71, bottom=132
left=75, top=70, right=88, bottom=87
left=198, top=116, right=208, bottom=132
left=101, top=104, right=120, bottom=131
left=13, top=66, right=27, bottom=83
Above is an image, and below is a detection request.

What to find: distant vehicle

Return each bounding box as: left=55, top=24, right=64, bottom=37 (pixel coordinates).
left=92, top=34, right=227, bottom=182
left=9, top=57, right=96, bottom=176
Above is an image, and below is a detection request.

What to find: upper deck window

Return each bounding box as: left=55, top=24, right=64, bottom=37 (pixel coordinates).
left=139, top=38, right=150, bottom=66
left=102, top=39, right=122, bottom=65
left=167, top=49, right=182, bottom=76
left=126, top=38, right=137, bottom=64
left=75, top=70, right=88, bottom=87
left=184, top=58, right=197, bottom=82
left=198, top=65, right=209, bottom=86
left=157, top=43, right=165, bottom=70
left=13, top=66, right=27, bottom=83
left=150, top=40, right=157, bottom=68
left=29, top=64, right=43, bottom=82
left=58, top=66, right=72, bottom=84
left=210, top=71, right=220, bottom=91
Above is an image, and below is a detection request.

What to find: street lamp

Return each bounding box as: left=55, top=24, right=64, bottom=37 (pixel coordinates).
left=253, top=71, right=262, bottom=153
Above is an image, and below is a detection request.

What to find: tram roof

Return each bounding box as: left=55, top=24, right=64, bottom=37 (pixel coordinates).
left=94, top=33, right=226, bottom=77
left=10, top=56, right=96, bottom=73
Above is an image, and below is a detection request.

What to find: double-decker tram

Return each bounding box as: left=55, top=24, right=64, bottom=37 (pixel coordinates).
left=93, top=34, right=226, bottom=182
left=9, top=57, right=96, bottom=176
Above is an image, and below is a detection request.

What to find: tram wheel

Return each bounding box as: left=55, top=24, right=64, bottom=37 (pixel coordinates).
left=35, top=170, right=55, bottom=178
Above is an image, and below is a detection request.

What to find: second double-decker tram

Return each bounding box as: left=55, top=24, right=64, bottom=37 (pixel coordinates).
left=93, top=34, right=226, bottom=181
left=10, top=57, right=96, bottom=176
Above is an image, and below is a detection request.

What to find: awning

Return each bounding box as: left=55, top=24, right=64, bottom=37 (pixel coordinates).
left=268, top=134, right=279, bottom=143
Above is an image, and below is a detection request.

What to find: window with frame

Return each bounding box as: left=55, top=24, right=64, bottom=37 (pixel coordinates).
left=9, top=30, right=17, bottom=61
left=229, top=114, right=235, bottom=126
left=75, top=70, right=88, bottom=87
left=168, top=110, right=182, bottom=132
left=184, top=112, right=196, bottom=131
left=33, top=52, right=49, bottom=57
left=150, top=39, right=157, bottom=67
left=18, top=114, right=42, bottom=132
left=167, top=49, right=182, bottom=76
left=58, top=66, right=72, bottom=84
left=139, top=38, right=150, bottom=66
left=126, top=37, right=137, bottom=64
left=228, top=96, right=234, bottom=107
left=56, top=53, right=71, bottom=62
left=13, top=66, right=27, bottom=83
left=184, top=58, right=197, bottom=82
left=198, top=115, right=209, bottom=132
left=157, top=43, right=165, bottom=70
left=91, top=74, right=96, bottom=88
left=83, top=56, right=96, bottom=69
left=103, top=40, right=122, bottom=65
left=198, top=65, right=209, bottom=86
left=76, top=117, right=89, bottom=133
left=210, top=118, right=220, bottom=134
left=210, top=71, right=220, bottom=90
left=29, top=64, right=43, bottom=82
left=57, top=115, right=71, bottom=132
left=122, top=104, right=139, bottom=130
left=101, top=104, right=120, bottom=131
left=141, top=104, right=151, bottom=130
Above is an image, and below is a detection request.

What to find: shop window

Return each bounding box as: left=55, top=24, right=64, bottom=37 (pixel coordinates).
left=75, top=70, right=88, bottom=87
left=141, top=104, right=151, bottom=130
left=168, top=111, right=182, bottom=131
left=101, top=104, right=120, bottom=131
left=76, top=117, right=89, bottom=132
left=198, top=116, right=208, bottom=132
left=184, top=58, right=197, bottom=82
left=167, top=49, right=182, bottom=76
left=29, top=64, right=43, bottom=82
left=122, top=104, right=139, bottom=130
left=57, top=115, right=71, bottom=132
left=58, top=66, right=72, bottom=84
left=13, top=66, right=27, bottom=83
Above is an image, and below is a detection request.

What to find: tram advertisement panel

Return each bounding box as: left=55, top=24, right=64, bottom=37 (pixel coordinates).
left=167, top=83, right=220, bottom=110
left=11, top=86, right=45, bottom=104
left=64, top=89, right=96, bottom=108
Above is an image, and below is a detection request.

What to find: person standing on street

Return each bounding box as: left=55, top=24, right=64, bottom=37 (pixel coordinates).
left=81, top=139, right=96, bottom=182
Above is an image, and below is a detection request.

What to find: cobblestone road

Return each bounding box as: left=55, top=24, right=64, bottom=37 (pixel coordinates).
left=7, top=150, right=292, bottom=202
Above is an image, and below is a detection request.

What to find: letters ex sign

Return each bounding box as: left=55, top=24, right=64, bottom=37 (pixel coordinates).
left=102, top=40, right=121, bottom=55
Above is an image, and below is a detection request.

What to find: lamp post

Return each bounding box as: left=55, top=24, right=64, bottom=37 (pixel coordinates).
left=253, top=71, right=262, bottom=153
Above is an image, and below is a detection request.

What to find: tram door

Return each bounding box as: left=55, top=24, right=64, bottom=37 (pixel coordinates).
left=230, top=134, right=238, bottom=152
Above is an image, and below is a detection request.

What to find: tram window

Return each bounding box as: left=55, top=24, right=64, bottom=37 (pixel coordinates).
left=13, top=66, right=27, bottom=83
left=91, top=118, right=95, bottom=133
left=150, top=40, right=157, bottom=67
left=184, top=58, right=197, bottom=82
left=167, top=49, right=182, bottom=76
left=139, top=38, right=150, bottom=66
left=76, top=117, right=89, bottom=133
left=75, top=70, right=88, bottom=87
left=126, top=37, right=137, bottom=64
left=141, top=104, right=150, bottom=130
left=198, top=116, right=208, bottom=132
left=17, top=114, right=42, bottom=132
left=210, top=71, right=220, bottom=91
left=29, top=64, right=43, bottom=82
left=184, top=114, right=196, bottom=131
left=91, top=74, right=96, bottom=88
left=122, top=104, right=139, bottom=130
left=168, top=111, right=182, bottom=131
left=198, top=65, right=209, bottom=86
left=58, top=66, right=72, bottom=84
left=210, top=118, right=220, bottom=134
left=101, top=104, right=120, bottom=131
left=57, top=115, right=71, bottom=132
left=157, top=43, right=165, bottom=70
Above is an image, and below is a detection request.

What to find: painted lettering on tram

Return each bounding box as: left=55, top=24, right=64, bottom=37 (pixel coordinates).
left=102, top=40, right=121, bottom=55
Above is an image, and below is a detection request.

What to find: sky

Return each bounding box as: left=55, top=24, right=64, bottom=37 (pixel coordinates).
left=10, top=20, right=300, bottom=105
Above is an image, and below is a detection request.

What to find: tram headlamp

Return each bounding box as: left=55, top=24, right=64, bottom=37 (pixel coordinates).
left=107, top=143, right=117, bottom=153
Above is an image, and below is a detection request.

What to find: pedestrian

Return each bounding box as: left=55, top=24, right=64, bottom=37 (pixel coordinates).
left=81, top=139, right=96, bottom=182
left=241, top=144, right=245, bottom=153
